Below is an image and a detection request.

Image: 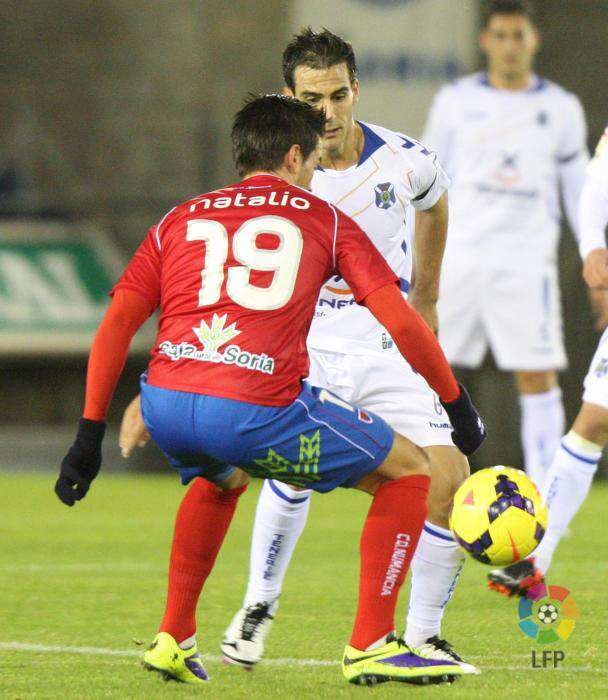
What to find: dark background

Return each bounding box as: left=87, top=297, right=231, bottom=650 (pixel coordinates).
left=1, top=0, right=607, bottom=474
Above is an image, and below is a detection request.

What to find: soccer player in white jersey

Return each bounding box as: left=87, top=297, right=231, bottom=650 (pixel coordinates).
left=489, top=126, right=608, bottom=595
left=422, top=0, right=589, bottom=491
left=217, top=29, right=480, bottom=670
left=120, top=29, right=480, bottom=672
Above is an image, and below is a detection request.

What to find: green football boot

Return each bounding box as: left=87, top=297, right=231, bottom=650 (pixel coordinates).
left=342, top=636, right=464, bottom=686
left=143, top=632, right=209, bottom=684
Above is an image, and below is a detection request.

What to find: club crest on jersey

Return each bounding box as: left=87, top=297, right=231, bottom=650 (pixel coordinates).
left=158, top=313, right=275, bottom=374
left=593, top=357, right=608, bottom=378
left=374, top=182, right=396, bottom=210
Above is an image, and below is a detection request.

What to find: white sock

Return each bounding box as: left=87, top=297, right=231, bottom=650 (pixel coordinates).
left=243, top=479, right=312, bottom=615
left=179, top=633, right=196, bottom=650
left=404, top=522, right=465, bottom=648
left=519, top=387, right=565, bottom=490
left=533, top=431, right=600, bottom=574
left=365, top=631, right=396, bottom=651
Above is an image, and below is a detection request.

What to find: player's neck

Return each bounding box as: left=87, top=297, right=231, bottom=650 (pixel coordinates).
left=320, top=121, right=363, bottom=171
left=244, top=169, right=291, bottom=184
left=486, top=69, right=534, bottom=91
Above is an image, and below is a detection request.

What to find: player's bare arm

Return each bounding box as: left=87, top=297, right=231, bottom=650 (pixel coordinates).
left=409, top=192, right=448, bottom=333
left=119, top=394, right=150, bottom=457
left=583, top=249, right=608, bottom=289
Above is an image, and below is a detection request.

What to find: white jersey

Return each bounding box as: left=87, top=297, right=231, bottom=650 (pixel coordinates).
left=579, top=126, right=608, bottom=259
left=308, top=120, right=449, bottom=355
left=423, top=72, right=588, bottom=264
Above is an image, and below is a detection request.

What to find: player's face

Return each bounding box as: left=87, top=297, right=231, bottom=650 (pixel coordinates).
left=286, top=63, right=359, bottom=159
left=295, top=139, right=322, bottom=189
left=480, top=14, right=539, bottom=80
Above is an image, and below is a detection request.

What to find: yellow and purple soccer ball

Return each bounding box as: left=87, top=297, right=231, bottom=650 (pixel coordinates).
left=449, top=466, right=548, bottom=566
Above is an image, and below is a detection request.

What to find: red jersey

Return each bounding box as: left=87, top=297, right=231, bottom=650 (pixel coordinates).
left=112, top=174, right=397, bottom=405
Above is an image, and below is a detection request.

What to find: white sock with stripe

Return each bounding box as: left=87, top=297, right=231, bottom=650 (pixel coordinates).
left=532, top=431, right=600, bottom=574
left=519, top=387, right=565, bottom=491
left=243, top=479, right=312, bottom=615
left=404, top=521, right=465, bottom=648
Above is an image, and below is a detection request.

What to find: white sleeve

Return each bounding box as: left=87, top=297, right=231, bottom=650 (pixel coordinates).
left=578, top=127, right=608, bottom=259
left=421, top=85, right=454, bottom=171
left=557, top=94, right=589, bottom=238
left=409, top=147, right=450, bottom=211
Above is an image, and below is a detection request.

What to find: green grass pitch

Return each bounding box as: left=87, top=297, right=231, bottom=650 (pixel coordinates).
left=1, top=472, right=606, bottom=699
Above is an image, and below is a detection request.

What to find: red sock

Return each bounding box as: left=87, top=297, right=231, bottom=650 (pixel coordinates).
left=159, top=478, right=247, bottom=643
left=350, top=474, right=430, bottom=650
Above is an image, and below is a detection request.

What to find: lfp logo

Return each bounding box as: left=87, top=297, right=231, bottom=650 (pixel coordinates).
left=518, top=582, right=579, bottom=644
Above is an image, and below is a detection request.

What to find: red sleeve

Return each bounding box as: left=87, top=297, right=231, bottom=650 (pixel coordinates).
left=83, top=289, right=154, bottom=421
left=333, top=208, right=398, bottom=302
left=110, top=227, right=162, bottom=309
left=363, top=283, right=460, bottom=403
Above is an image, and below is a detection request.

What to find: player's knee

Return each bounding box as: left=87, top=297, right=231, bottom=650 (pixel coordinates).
left=218, top=467, right=250, bottom=490
left=515, top=370, right=558, bottom=395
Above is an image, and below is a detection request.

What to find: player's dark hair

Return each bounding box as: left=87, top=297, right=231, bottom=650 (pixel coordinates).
left=232, top=94, right=326, bottom=177
left=482, top=0, right=534, bottom=26
left=282, top=28, right=357, bottom=91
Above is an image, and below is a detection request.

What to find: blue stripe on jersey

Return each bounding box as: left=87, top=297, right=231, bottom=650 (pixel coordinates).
left=399, top=278, right=410, bottom=293
left=357, top=121, right=386, bottom=166
left=479, top=72, right=546, bottom=92
left=268, top=479, right=310, bottom=504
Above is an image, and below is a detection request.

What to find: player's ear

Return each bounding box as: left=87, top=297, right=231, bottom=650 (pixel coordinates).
left=283, top=86, right=294, bottom=97
left=284, top=143, right=301, bottom=173
left=351, top=79, right=360, bottom=104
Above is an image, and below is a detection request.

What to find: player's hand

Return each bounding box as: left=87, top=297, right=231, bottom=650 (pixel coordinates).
left=409, top=292, right=439, bottom=335
left=583, top=248, right=608, bottom=289
left=55, top=418, right=106, bottom=506
left=588, top=288, right=608, bottom=332
left=119, top=394, right=150, bottom=458
left=441, top=384, right=486, bottom=456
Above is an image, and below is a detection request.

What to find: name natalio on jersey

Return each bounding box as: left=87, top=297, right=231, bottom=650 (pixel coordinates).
left=189, top=190, right=310, bottom=212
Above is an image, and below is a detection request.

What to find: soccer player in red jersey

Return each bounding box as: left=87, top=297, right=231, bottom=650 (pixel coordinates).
left=56, top=94, right=485, bottom=687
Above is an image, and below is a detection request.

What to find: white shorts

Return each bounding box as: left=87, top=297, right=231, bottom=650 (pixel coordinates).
left=582, top=327, right=608, bottom=409
left=437, top=257, right=567, bottom=371
left=306, top=346, right=454, bottom=448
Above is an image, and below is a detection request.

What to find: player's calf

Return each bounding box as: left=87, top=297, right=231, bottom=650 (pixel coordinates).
left=426, top=445, right=469, bottom=528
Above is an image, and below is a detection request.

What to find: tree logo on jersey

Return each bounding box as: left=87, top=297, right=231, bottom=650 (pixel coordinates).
left=158, top=313, right=275, bottom=374
left=250, top=430, right=322, bottom=487
left=192, top=313, right=240, bottom=353
left=374, top=182, right=396, bottom=210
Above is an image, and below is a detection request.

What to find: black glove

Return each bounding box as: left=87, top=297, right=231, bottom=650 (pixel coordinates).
left=55, top=418, right=106, bottom=506
left=440, top=384, right=487, bottom=456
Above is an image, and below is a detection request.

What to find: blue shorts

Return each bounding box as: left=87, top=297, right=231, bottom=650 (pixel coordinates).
left=140, top=376, right=394, bottom=493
